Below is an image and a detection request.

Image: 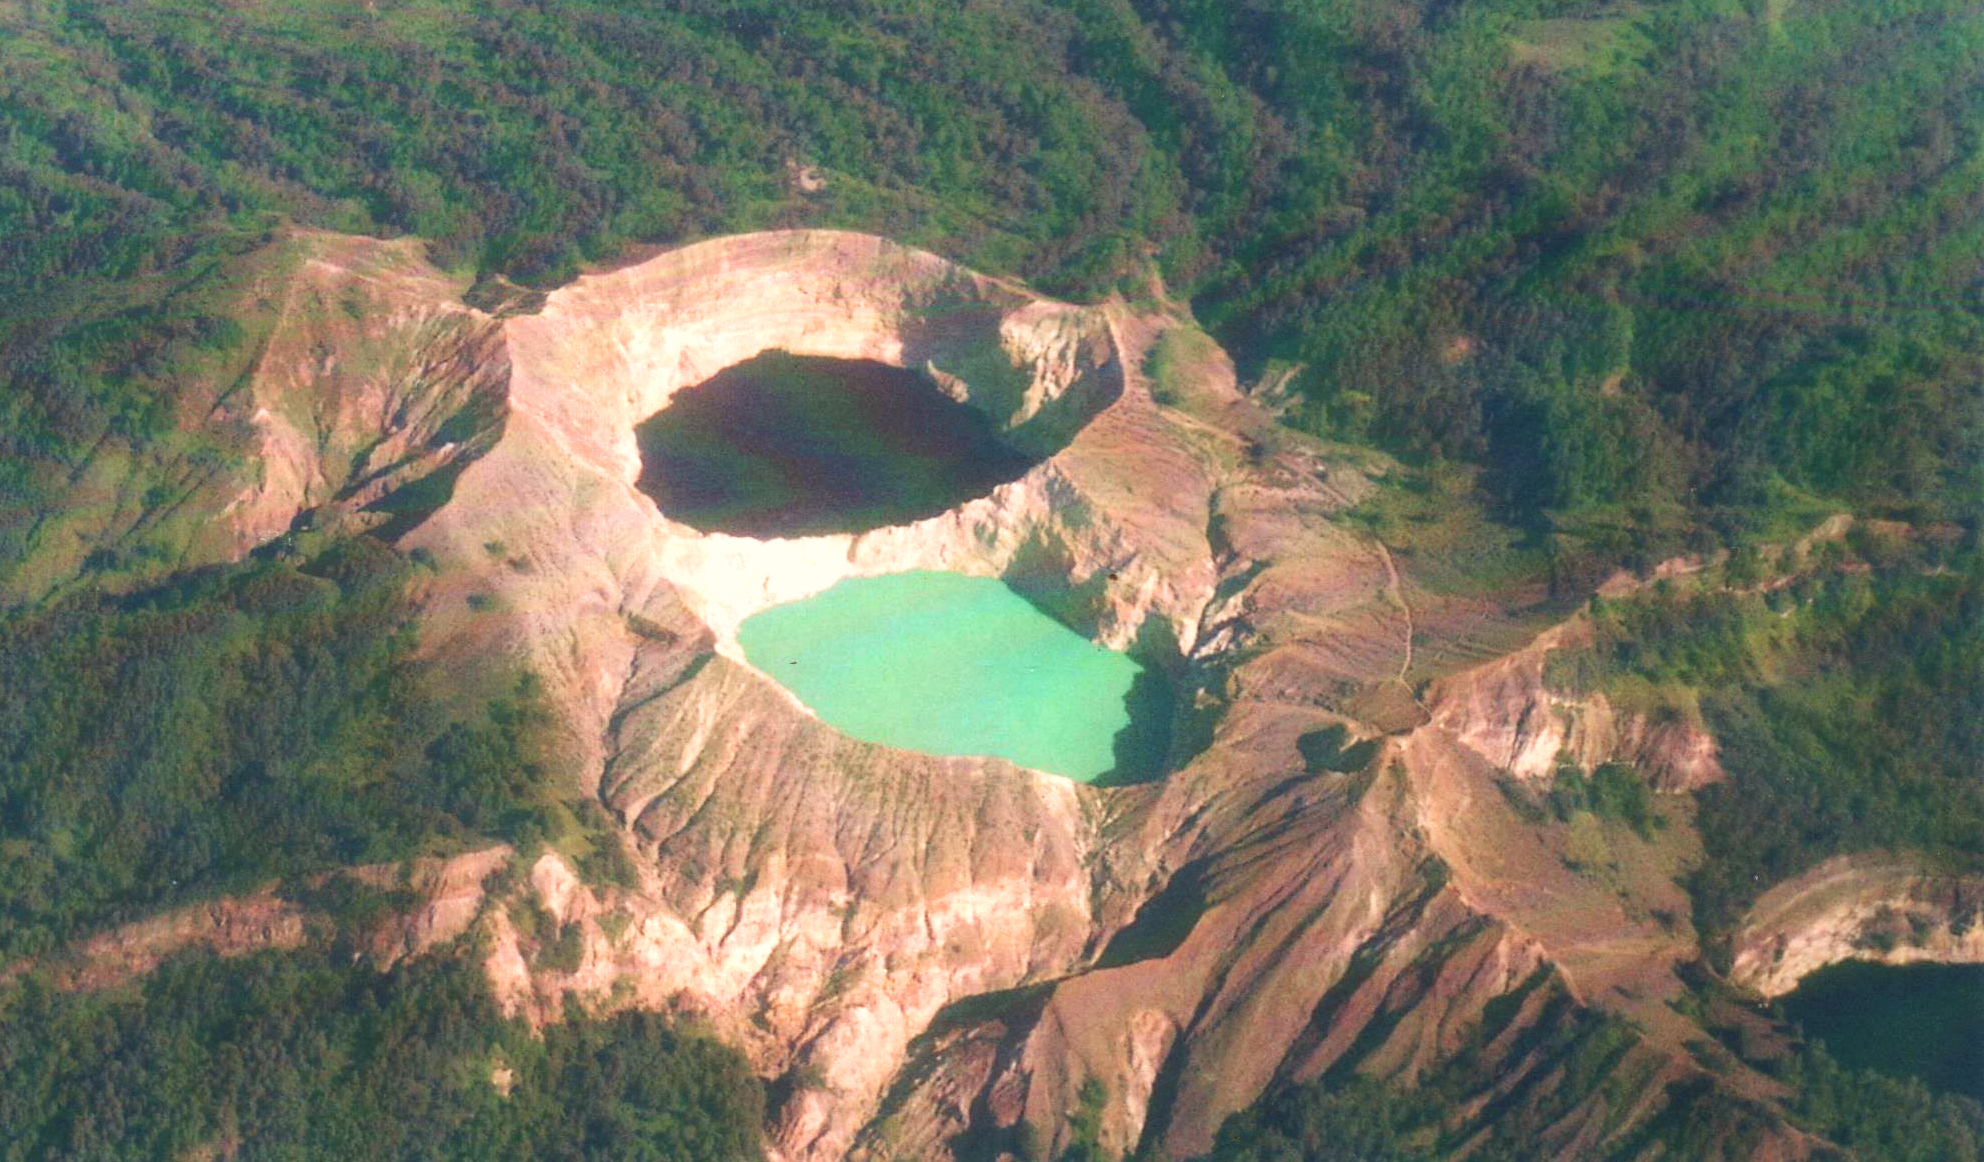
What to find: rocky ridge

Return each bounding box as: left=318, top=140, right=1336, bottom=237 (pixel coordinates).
left=1729, top=854, right=1984, bottom=998
left=1424, top=617, right=1726, bottom=793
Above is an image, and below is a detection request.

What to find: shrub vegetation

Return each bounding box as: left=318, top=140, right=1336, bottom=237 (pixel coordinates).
left=1559, top=551, right=1983, bottom=955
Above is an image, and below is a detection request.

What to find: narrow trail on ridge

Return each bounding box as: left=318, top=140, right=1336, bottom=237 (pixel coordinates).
left=1372, top=537, right=1425, bottom=712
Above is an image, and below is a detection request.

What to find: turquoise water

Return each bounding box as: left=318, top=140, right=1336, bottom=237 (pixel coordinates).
left=737, top=571, right=1161, bottom=782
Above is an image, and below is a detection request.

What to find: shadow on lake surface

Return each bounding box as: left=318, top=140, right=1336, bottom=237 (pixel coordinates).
left=635, top=351, right=1035, bottom=538
left=1096, top=666, right=1177, bottom=787
left=1780, top=960, right=1984, bottom=1101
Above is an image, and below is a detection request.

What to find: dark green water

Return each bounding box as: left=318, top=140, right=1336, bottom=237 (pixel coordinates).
left=635, top=351, right=1034, bottom=537
left=737, top=571, right=1169, bottom=782
left=1779, top=960, right=1984, bottom=1100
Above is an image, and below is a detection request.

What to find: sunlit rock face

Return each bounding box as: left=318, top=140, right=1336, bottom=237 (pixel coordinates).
left=426, top=229, right=1213, bottom=662
left=499, top=228, right=1123, bottom=494
left=1729, top=854, right=1984, bottom=997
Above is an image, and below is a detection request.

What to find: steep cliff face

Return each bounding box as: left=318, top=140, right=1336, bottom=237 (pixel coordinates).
left=1423, top=619, right=1725, bottom=793
left=1729, top=855, right=1984, bottom=997
left=61, top=226, right=1949, bottom=1162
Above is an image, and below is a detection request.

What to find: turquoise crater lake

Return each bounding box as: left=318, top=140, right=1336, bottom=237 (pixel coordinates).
left=736, top=571, right=1166, bottom=782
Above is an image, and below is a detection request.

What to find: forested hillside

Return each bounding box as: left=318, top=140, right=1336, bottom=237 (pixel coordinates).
left=4, top=0, right=1978, bottom=576
left=0, top=537, right=629, bottom=958
left=0, top=940, right=765, bottom=1162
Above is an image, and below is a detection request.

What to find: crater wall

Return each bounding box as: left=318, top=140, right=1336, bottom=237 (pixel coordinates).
left=1730, top=855, right=1984, bottom=997
left=503, top=230, right=1122, bottom=488
left=387, top=230, right=1235, bottom=1159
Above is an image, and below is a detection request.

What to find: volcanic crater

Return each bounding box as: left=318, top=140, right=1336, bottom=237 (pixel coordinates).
left=152, top=226, right=1984, bottom=1162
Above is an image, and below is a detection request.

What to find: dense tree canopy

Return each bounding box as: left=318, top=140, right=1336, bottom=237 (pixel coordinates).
left=0, top=537, right=621, bottom=958
left=0, top=944, right=765, bottom=1162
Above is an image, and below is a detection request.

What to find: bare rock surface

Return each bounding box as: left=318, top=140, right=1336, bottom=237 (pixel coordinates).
left=1730, top=854, right=1984, bottom=997
left=1424, top=618, right=1725, bottom=792
left=43, top=892, right=308, bottom=992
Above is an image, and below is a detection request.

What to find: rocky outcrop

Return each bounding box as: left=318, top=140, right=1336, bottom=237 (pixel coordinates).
left=505, top=231, right=1119, bottom=471
left=1425, top=619, right=1725, bottom=792
left=216, top=230, right=511, bottom=554
left=42, top=892, right=307, bottom=991
left=1729, top=854, right=1984, bottom=997
left=22, top=846, right=511, bottom=991
left=354, top=846, right=517, bottom=967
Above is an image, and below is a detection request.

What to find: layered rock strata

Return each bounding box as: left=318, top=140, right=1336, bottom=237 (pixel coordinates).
left=1730, top=854, right=1984, bottom=997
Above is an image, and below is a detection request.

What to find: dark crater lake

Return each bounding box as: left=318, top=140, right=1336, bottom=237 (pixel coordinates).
left=635, top=351, right=1035, bottom=538
left=1779, top=960, right=1984, bottom=1100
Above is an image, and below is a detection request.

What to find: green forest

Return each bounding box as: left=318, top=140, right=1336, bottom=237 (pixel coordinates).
left=1198, top=1039, right=1984, bottom=1162
left=0, top=536, right=623, bottom=959
left=0, top=940, right=764, bottom=1162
